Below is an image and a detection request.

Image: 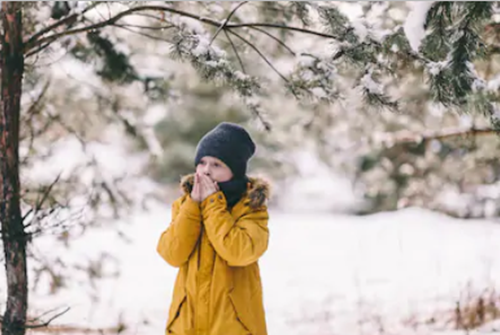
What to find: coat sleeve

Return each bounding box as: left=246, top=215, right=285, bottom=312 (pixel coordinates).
left=157, top=196, right=202, bottom=267
left=201, top=192, right=269, bottom=267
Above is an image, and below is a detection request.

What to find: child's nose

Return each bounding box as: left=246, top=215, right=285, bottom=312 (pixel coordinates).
left=202, top=165, right=211, bottom=175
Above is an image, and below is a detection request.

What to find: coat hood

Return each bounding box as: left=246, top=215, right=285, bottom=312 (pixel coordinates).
left=180, top=173, right=270, bottom=209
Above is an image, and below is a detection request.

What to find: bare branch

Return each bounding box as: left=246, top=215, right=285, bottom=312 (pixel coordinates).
left=19, top=80, right=51, bottom=157
left=25, top=39, right=55, bottom=59
left=226, top=22, right=338, bottom=40
left=24, top=5, right=222, bottom=55
left=22, top=172, right=62, bottom=226
left=27, top=306, right=67, bottom=324
left=228, top=29, right=289, bottom=83
left=46, top=110, right=87, bottom=147
left=23, top=206, right=61, bottom=231
left=25, top=2, right=100, bottom=50
left=224, top=30, right=246, bottom=73
left=114, top=22, right=175, bottom=31
left=24, top=307, right=71, bottom=329
left=25, top=4, right=338, bottom=56
left=24, top=80, right=50, bottom=118
left=0, top=307, right=71, bottom=329
left=112, top=23, right=174, bottom=43
left=27, top=207, right=84, bottom=239
left=249, top=26, right=296, bottom=56
left=209, top=1, right=248, bottom=45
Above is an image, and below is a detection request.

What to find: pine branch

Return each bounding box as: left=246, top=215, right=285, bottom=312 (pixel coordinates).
left=26, top=5, right=222, bottom=55
left=290, top=2, right=311, bottom=26
left=25, top=4, right=340, bottom=56
left=424, top=2, right=493, bottom=108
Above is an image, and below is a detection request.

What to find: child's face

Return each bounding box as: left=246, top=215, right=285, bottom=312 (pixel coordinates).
left=196, top=156, right=233, bottom=182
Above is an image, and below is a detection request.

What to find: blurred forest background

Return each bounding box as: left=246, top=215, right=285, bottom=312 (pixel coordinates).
left=2, top=1, right=500, bottom=334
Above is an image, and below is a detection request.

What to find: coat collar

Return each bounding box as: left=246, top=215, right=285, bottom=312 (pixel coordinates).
left=180, top=173, right=270, bottom=209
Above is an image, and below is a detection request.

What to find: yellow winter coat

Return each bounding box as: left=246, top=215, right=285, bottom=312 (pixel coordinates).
left=157, top=174, right=270, bottom=335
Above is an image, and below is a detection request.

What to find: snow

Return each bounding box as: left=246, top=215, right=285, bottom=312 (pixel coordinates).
left=310, top=87, right=327, bottom=99
left=25, top=137, right=88, bottom=184
left=404, top=2, right=435, bottom=53
left=143, top=105, right=168, bottom=126
left=361, top=70, right=383, bottom=95
left=351, top=19, right=368, bottom=42
left=297, top=54, right=316, bottom=68
left=25, top=129, right=145, bottom=186
left=427, top=61, right=448, bottom=76
left=191, top=34, right=227, bottom=60
left=142, top=126, right=164, bottom=159
left=176, top=16, right=206, bottom=34
left=192, top=36, right=210, bottom=57
left=3, top=2, right=500, bottom=334
left=492, top=107, right=500, bottom=120
left=74, top=1, right=89, bottom=14
left=487, top=74, right=500, bottom=92
left=467, top=62, right=487, bottom=92
left=279, top=151, right=363, bottom=213
left=4, top=201, right=500, bottom=335
left=35, top=4, right=52, bottom=22
left=234, top=70, right=250, bottom=81
left=458, top=114, right=473, bottom=128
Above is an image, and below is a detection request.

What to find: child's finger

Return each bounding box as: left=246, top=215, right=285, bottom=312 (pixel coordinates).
left=201, top=175, right=215, bottom=192
left=197, top=174, right=203, bottom=189
left=201, top=175, right=211, bottom=190
left=199, top=173, right=208, bottom=184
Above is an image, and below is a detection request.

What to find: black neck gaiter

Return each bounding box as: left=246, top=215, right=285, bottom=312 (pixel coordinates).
left=217, top=176, right=248, bottom=209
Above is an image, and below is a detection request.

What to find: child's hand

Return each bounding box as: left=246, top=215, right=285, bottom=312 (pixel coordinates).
left=199, top=174, right=219, bottom=201
left=190, top=173, right=202, bottom=202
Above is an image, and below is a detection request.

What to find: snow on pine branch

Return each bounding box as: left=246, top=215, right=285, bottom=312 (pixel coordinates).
left=360, top=69, right=383, bottom=95
left=287, top=53, right=339, bottom=103
left=25, top=2, right=500, bottom=131
left=404, top=1, right=435, bottom=53
left=168, top=20, right=270, bottom=129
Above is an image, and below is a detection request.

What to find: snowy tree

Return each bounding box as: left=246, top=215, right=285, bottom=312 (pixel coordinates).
left=285, top=1, right=500, bottom=218
left=2, top=1, right=500, bottom=334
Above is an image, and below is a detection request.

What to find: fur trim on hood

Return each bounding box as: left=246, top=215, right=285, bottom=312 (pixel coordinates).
left=180, top=174, right=270, bottom=209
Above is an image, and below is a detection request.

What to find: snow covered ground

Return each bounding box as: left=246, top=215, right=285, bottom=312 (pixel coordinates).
left=5, top=203, right=500, bottom=335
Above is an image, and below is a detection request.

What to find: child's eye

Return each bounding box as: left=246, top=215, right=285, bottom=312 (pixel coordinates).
left=214, top=163, right=220, bottom=167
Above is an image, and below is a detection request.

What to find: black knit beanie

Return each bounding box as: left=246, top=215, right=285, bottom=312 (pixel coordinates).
left=194, top=122, right=256, bottom=178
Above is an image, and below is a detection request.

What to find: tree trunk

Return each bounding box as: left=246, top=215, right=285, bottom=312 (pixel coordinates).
left=1, top=3, right=27, bottom=335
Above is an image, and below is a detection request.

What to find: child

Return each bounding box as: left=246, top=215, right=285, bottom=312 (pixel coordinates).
left=157, top=122, right=270, bottom=335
